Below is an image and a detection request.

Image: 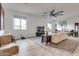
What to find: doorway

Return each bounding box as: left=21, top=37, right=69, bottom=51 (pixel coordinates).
left=74, top=23, right=79, bottom=37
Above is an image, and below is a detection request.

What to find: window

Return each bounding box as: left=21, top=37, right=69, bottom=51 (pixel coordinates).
left=47, top=23, right=52, bottom=30
left=13, top=17, right=27, bottom=30
left=21, top=19, right=26, bottom=30
left=13, top=18, right=20, bottom=29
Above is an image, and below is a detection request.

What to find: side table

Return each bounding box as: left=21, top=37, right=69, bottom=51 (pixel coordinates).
left=41, top=35, right=51, bottom=45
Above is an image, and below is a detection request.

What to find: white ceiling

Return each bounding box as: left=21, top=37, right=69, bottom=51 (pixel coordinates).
left=2, top=3, right=79, bottom=18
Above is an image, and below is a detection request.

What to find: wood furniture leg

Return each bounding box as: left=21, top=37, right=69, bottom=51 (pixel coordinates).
left=46, top=37, right=48, bottom=45
left=41, top=36, right=43, bottom=43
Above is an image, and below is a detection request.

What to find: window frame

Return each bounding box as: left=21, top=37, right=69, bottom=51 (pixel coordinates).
left=13, top=16, right=27, bottom=30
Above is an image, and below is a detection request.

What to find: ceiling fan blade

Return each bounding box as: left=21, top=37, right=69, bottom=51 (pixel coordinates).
left=51, top=13, right=63, bottom=17
left=56, top=14, right=63, bottom=16
left=57, top=11, right=64, bottom=13
left=53, top=16, right=57, bottom=17
left=50, top=10, right=55, bottom=15
left=51, top=10, right=55, bottom=13
left=54, top=11, right=64, bottom=15
left=52, top=14, right=63, bottom=18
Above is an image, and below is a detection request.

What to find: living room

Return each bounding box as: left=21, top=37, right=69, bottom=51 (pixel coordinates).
left=0, top=3, right=79, bottom=56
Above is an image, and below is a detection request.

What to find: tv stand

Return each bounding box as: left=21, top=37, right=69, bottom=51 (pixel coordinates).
left=36, top=26, right=44, bottom=36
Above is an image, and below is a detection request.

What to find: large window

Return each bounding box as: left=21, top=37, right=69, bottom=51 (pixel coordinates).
left=21, top=19, right=26, bottom=30
left=47, top=22, right=52, bottom=30
left=13, top=17, right=27, bottom=30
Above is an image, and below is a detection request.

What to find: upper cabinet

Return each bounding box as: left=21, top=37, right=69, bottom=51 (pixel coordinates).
left=0, top=4, right=4, bottom=30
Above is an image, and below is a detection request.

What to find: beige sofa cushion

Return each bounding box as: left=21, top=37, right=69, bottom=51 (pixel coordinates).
left=51, top=32, right=67, bottom=44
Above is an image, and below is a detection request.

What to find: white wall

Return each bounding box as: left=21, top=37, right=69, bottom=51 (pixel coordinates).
left=59, top=15, right=79, bottom=31
left=50, top=15, right=79, bottom=31
left=3, top=7, right=47, bottom=39
left=3, top=5, right=79, bottom=39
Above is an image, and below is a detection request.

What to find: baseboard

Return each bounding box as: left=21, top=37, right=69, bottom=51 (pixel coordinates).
left=26, top=36, right=37, bottom=39
left=16, top=36, right=37, bottom=40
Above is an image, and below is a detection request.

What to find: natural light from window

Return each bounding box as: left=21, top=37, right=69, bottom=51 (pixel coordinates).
left=47, top=23, right=52, bottom=30
left=13, top=17, right=27, bottom=30
left=21, top=19, right=26, bottom=30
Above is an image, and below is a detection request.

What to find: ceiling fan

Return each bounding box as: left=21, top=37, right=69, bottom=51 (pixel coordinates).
left=50, top=10, right=64, bottom=17
left=43, top=10, right=64, bottom=17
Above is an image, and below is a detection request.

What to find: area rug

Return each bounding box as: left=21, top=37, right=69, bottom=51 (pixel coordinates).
left=31, top=37, right=79, bottom=53
left=51, top=39, right=79, bottom=52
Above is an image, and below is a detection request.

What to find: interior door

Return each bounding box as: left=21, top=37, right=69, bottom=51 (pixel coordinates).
left=0, top=4, right=1, bottom=30
left=74, top=23, right=79, bottom=37
left=0, top=4, right=4, bottom=30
